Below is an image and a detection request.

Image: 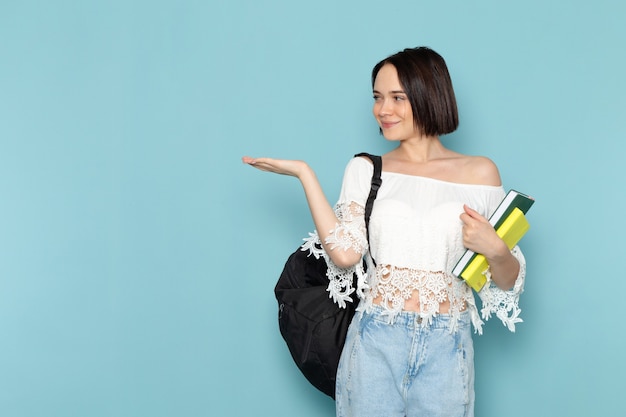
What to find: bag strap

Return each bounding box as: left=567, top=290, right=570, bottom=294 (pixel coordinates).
left=354, top=152, right=382, bottom=265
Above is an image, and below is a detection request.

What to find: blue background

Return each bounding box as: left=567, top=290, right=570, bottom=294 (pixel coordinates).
left=1, top=0, right=624, bottom=416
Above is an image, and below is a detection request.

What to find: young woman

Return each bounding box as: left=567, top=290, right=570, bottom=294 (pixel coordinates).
left=243, top=47, right=526, bottom=417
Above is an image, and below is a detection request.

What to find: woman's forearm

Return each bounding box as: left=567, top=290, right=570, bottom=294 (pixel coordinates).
left=484, top=240, right=520, bottom=290
left=298, top=166, right=362, bottom=268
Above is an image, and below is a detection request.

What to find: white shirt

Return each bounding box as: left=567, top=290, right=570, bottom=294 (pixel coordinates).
left=303, top=156, right=526, bottom=333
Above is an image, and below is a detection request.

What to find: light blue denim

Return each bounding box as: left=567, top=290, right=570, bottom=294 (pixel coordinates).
left=336, top=305, right=474, bottom=417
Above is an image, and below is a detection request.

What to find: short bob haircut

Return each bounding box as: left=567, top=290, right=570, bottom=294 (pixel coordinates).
left=372, top=47, right=459, bottom=136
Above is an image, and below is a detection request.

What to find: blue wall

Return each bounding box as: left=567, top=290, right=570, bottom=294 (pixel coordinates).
left=1, top=1, right=625, bottom=416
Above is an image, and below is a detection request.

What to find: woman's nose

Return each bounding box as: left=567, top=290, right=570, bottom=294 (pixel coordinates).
left=377, top=99, right=392, bottom=116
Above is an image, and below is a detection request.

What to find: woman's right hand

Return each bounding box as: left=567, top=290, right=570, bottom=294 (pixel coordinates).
left=242, top=156, right=309, bottom=178
left=242, top=155, right=361, bottom=268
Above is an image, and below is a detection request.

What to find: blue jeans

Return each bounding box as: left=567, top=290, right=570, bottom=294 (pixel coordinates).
left=336, top=306, right=474, bottom=417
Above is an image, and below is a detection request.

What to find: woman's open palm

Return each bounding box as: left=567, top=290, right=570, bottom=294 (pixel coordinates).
left=242, top=156, right=308, bottom=178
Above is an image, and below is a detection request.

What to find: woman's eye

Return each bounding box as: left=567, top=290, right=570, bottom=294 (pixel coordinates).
left=373, top=95, right=381, bottom=101
left=394, top=96, right=405, bottom=101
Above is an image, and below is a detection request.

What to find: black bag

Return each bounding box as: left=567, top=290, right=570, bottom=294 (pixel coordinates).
left=274, top=153, right=382, bottom=399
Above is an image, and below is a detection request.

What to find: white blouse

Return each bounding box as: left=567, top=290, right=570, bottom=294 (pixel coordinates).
left=302, top=156, right=526, bottom=334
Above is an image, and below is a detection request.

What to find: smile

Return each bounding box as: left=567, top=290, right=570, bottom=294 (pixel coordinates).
left=381, top=121, right=399, bottom=129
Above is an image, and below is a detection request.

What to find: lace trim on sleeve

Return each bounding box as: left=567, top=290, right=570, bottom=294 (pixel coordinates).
left=477, top=246, right=526, bottom=332
left=299, top=202, right=369, bottom=308
left=325, top=202, right=367, bottom=253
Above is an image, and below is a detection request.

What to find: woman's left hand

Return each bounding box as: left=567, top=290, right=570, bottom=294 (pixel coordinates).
left=459, top=204, right=508, bottom=260
left=460, top=204, right=520, bottom=290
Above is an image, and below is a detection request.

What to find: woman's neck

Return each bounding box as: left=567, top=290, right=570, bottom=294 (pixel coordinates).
left=391, top=137, right=451, bottom=163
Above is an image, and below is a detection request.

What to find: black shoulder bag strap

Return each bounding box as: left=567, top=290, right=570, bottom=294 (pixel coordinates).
left=354, top=152, right=382, bottom=265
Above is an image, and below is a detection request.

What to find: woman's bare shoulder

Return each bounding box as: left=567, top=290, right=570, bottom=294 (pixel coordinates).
left=459, top=155, right=502, bottom=186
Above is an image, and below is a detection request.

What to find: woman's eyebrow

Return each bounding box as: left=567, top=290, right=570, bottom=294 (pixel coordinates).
left=373, top=89, right=406, bottom=94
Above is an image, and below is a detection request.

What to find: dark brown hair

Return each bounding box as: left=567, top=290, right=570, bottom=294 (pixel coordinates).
left=372, top=47, right=459, bottom=136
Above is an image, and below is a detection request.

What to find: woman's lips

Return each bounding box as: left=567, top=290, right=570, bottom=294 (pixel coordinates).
left=381, top=121, right=398, bottom=129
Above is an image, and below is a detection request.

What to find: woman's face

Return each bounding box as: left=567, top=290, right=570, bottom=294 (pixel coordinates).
left=372, top=64, right=417, bottom=141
